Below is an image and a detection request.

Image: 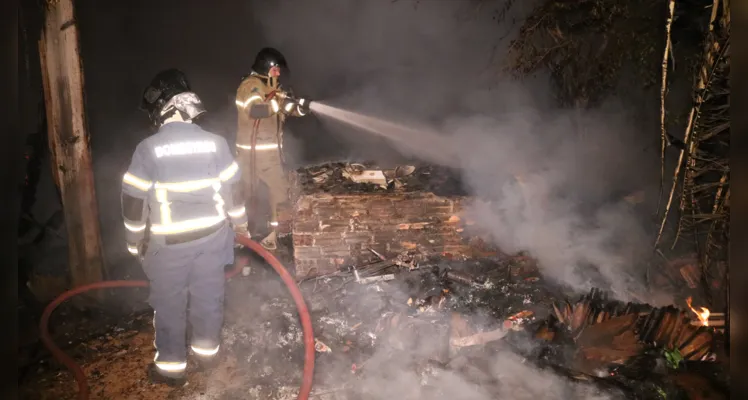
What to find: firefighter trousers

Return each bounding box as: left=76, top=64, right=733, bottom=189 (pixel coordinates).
left=142, top=223, right=234, bottom=376
left=236, top=146, right=290, bottom=229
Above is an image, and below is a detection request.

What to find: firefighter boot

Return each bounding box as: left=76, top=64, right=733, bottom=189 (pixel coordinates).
left=148, top=363, right=187, bottom=387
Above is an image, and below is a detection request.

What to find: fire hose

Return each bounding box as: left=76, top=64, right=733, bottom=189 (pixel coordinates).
left=39, top=235, right=315, bottom=400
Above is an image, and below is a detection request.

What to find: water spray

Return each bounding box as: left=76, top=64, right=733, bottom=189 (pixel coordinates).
left=309, top=102, right=458, bottom=167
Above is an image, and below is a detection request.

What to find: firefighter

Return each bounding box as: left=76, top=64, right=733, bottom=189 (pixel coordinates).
left=122, top=69, right=250, bottom=385
left=235, top=47, right=311, bottom=250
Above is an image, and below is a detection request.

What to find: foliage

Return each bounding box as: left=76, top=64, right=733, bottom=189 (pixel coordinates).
left=663, top=347, right=684, bottom=370
left=504, top=0, right=663, bottom=107
left=659, top=0, right=730, bottom=306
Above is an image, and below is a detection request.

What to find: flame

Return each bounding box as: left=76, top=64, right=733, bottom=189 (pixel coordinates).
left=686, top=296, right=710, bottom=326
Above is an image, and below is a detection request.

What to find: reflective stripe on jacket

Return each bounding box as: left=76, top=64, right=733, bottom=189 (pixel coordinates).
left=121, top=122, right=247, bottom=253
left=234, top=73, right=305, bottom=150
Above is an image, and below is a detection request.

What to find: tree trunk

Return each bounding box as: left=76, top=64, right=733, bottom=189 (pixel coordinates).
left=38, top=0, right=105, bottom=297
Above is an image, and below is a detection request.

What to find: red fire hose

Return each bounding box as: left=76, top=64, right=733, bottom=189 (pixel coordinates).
left=39, top=235, right=315, bottom=400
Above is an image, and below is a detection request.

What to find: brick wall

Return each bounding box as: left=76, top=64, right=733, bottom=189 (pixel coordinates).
left=291, top=190, right=470, bottom=277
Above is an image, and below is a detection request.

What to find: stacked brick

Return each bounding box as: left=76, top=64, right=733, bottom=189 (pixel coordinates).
left=290, top=164, right=471, bottom=277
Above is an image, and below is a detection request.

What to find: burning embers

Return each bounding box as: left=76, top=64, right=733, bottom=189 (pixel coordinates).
left=686, top=296, right=711, bottom=327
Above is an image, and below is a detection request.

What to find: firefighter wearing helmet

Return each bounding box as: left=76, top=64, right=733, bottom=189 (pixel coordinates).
left=234, top=47, right=311, bottom=251
left=122, top=68, right=250, bottom=385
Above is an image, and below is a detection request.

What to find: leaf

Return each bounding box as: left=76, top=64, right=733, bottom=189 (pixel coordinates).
left=663, top=347, right=683, bottom=370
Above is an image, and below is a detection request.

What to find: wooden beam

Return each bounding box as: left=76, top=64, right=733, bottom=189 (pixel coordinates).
left=38, top=0, right=105, bottom=293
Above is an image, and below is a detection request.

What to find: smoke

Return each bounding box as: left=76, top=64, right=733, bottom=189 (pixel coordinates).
left=445, top=106, right=661, bottom=302
left=310, top=99, right=663, bottom=303
left=357, top=351, right=621, bottom=400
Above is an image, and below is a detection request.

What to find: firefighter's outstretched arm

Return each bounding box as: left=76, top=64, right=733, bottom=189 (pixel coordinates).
left=121, top=143, right=154, bottom=257
left=215, top=138, right=250, bottom=237
left=235, top=78, right=280, bottom=119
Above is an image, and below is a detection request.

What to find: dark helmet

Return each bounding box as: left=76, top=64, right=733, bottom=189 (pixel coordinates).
left=251, top=47, right=288, bottom=76
left=140, top=68, right=206, bottom=126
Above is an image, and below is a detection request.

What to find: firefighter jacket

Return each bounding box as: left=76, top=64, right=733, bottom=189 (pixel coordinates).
left=234, top=72, right=307, bottom=152
left=121, top=122, right=247, bottom=256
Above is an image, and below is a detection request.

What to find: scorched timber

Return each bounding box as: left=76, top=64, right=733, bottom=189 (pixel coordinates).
left=290, top=163, right=471, bottom=277
left=551, top=289, right=717, bottom=364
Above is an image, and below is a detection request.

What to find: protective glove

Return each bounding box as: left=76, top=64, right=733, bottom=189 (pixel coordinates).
left=233, top=222, right=251, bottom=248
left=138, top=242, right=148, bottom=263
left=128, top=241, right=147, bottom=263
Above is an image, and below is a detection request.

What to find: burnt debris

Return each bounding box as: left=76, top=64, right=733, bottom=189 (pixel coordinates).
left=291, top=162, right=467, bottom=196
left=21, top=248, right=729, bottom=399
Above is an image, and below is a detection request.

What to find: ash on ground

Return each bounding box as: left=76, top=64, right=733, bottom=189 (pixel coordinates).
left=19, top=249, right=728, bottom=399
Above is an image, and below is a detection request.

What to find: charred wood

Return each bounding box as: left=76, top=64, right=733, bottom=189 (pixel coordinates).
left=551, top=289, right=716, bottom=366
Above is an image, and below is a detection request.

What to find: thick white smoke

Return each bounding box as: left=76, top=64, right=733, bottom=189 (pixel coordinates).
left=443, top=105, right=661, bottom=302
